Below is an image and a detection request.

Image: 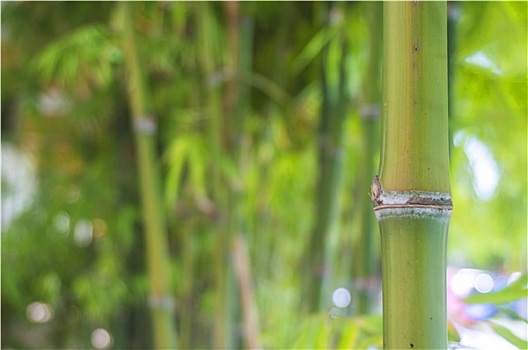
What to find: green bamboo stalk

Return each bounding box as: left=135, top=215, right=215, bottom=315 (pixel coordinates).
left=254, top=1, right=291, bottom=280
left=197, top=2, right=254, bottom=347
left=227, top=4, right=259, bottom=349
left=372, top=2, right=451, bottom=349
left=354, top=2, right=382, bottom=315
left=121, top=3, right=177, bottom=349
left=192, top=3, right=233, bottom=347
left=179, top=222, right=195, bottom=349
left=304, top=2, right=349, bottom=313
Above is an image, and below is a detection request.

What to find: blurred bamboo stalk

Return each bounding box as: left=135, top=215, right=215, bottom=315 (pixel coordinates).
left=374, top=2, right=451, bottom=348
left=304, top=2, right=349, bottom=313
left=354, top=2, right=382, bottom=315
left=192, top=2, right=234, bottom=347
left=448, top=2, right=459, bottom=158
left=121, top=2, right=177, bottom=349
left=222, top=2, right=257, bottom=348
left=232, top=235, right=261, bottom=349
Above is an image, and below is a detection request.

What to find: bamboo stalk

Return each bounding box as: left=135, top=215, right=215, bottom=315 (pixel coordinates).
left=232, top=235, right=261, bottom=349
left=373, top=2, right=451, bottom=349
left=379, top=2, right=450, bottom=192
left=121, top=3, right=177, bottom=349
left=354, top=2, right=382, bottom=315
left=222, top=3, right=256, bottom=348
left=192, top=3, right=232, bottom=347
left=179, top=223, right=195, bottom=349
left=448, top=2, right=459, bottom=159
left=304, top=2, right=349, bottom=313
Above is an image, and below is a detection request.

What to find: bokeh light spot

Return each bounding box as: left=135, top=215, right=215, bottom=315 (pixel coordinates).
left=74, top=219, right=93, bottom=247
left=474, top=274, right=494, bottom=293
left=26, top=302, right=54, bottom=323
left=91, top=328, right=113, bottom=349
left=332, top=287, right=351, bottom=308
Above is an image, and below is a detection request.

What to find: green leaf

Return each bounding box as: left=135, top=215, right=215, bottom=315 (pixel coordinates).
left=315, top=320, right=331, bottom=349
left=164, top=136, right=190, bottom=206
left=337, top=321, right=360, bottom=349
left=292, top=25, right=339, bottom=74
left=489, top=321, right=528, bottom=349
left=35, top=24, right=118, bottom=90
left=465, top=274, right=527, bottom=305
left=164, top=133, right=214, bottom=206
left=498, top=306, right=528, bottom=324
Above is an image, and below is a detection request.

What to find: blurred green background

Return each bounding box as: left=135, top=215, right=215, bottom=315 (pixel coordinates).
left=2, top=2, right=526, bottom=349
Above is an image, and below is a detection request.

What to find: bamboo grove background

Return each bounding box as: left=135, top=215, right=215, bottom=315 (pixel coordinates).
left=2, top=2, right=527, bottom=349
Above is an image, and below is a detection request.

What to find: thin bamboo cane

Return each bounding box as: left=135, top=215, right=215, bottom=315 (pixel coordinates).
left=121, top=3, right=177, bottom=349
left=232, top=235, right=261, bottom=349
left=355, top=2, right=382, bottom=315
left=373, top=2, right=451, bottom=348
left=448, top=2, right=459, bottom=159
left=194, top=4, right=234, bottom=347
left=304, top=2, right=349, bottom=313
left=227, top=4, right=260, bottom=348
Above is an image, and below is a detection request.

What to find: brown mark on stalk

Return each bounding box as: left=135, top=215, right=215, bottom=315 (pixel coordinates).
left=371, top=175, right=383, bottom=206
left=414, top=44, right=419, bottom=52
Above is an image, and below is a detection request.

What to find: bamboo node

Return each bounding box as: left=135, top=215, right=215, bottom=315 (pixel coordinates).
left=371, top=176, right=453, bottom=218
left=148, top=295, right=174, bottom=310
left=360, top=104, right=381, bottom=120
left=133, top=115, right=157, bottom=135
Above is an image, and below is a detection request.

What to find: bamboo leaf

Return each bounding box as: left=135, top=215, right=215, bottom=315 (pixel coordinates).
left=465, top=274, right=527, bottom=305
left=489, top=321, right=528, bottom=349
left=165, top=134, right=213, bottom=206
left=188, top=138, right=208, bottom=201
left=292, top=316, right=321, bottom=348
left=292, top=26, right=339, bottom=74
left=164, top=137, right=190, bottom=206
left=239, top=70, right=290, bottom=106
left=498, top=306, right=528, bottom=324
left=337, top=321, right=360, bottom=349
left=35, top=24, right=118, bottom=89
left=316, top=320, right=331, bottom=349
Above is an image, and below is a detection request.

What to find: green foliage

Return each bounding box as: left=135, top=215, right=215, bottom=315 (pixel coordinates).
left=448, top=2, right=527, bottom=270
left=465, top=274, right=527, bottom=305
left=292, top=314, right=382, bottom=349
left=489, top=321, right=528, bottom=349
left=35, top=25, right=119, bottom=90
left=1, top=2, right=526, bottom=348
left=458, top=274, right=528, bottom=349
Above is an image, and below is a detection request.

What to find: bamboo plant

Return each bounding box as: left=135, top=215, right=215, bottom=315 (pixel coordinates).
left=304, top=1, right=350, bottom=313
left=353, top=2, right=382, bottom=315
left=192, top=3, right=236, bottom=347
left=224, top=3, right=262, bottom=348
left=372, top=2, right=452, bottom=349
left=121, top=3, right=178, bottom=348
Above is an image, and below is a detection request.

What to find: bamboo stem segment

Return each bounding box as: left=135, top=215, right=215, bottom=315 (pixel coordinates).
left=121, top=3, right=177, bottom=348
left=380, top=1, right=450, bottom=193
left=375, top=2, right=451, bottom=349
